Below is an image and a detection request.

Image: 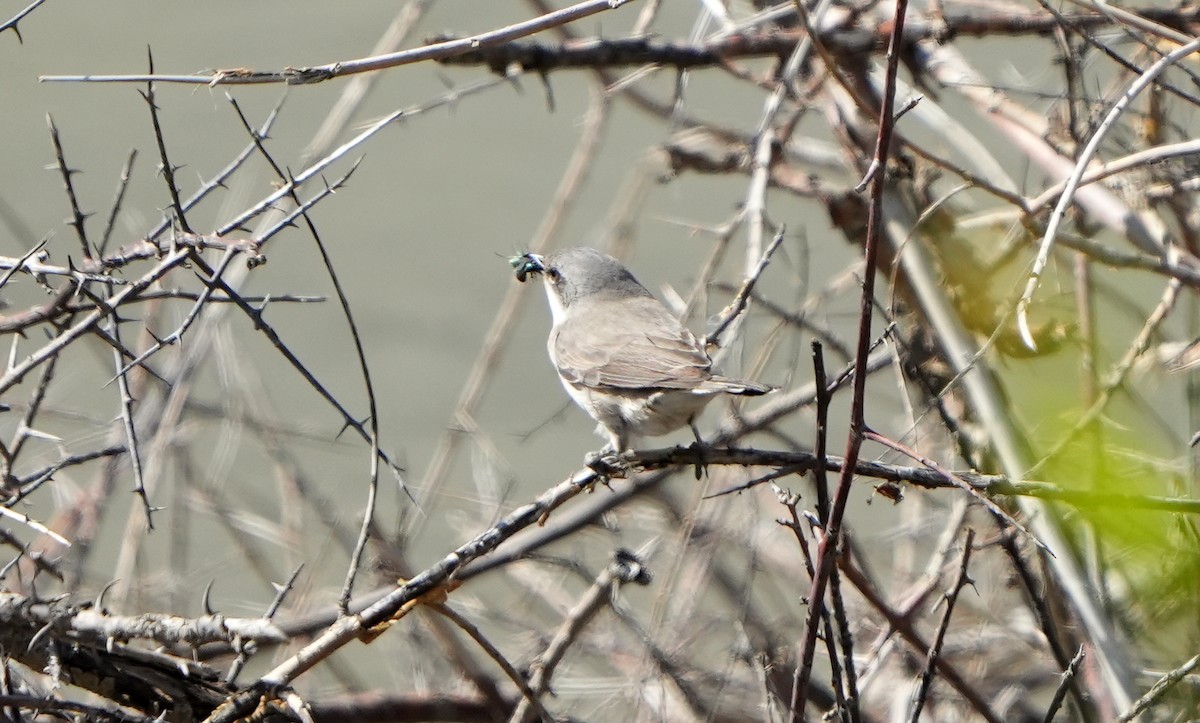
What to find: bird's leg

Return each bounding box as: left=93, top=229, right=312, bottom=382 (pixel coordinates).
left=584, top=448, right=625, bottom=479
left=688, top=418, right=707, bottom=480
left=584, top=425, right=632, bottom=478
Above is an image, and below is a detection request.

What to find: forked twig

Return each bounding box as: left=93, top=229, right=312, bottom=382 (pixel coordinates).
left=1016, top=35, right=1200, bottom=349
left=908, top=528, right=975, bottom=722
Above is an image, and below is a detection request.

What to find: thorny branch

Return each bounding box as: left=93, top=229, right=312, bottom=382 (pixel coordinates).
left=3, top=1, right=1200, bottom=721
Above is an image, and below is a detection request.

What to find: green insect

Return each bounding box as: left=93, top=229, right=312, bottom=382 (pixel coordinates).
left=509, top=252, right=544, bottom=283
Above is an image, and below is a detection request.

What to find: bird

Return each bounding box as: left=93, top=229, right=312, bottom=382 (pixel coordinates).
left=510, top=247, right=772, bottom=460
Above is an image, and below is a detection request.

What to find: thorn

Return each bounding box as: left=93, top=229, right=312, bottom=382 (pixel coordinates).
left=341, top=157, right=364, bottom=183
left=1016, top=300, right=1038, bottom=352
left=20, top=426, right=63, bottom=444
left=27, top=622, right=53, bottom=653
left=538, top=71, right=555, bottom=113
left=94, top=579, right=120, bottom=612
left=335, top=417, right=369, bottom=440
left=202, top=579, right=216, bottom=615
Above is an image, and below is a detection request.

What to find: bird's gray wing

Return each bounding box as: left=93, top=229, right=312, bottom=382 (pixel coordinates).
left=552, top=296, right=712, bottom=390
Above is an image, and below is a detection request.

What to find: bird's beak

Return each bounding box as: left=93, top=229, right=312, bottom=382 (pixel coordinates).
left=509, top=252, right=545, bottom=283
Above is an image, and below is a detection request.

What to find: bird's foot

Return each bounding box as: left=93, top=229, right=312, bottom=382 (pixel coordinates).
left=687, top=441, right=708, bottom=480
left=687, top=420, right=708, bottom=479
left=585, top=448, right=632, bottom=480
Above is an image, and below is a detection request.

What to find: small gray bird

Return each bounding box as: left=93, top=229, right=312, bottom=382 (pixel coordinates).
left=511, top=247, right=772, bottom=455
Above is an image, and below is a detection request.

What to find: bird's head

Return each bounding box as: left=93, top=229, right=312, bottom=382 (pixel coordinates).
left=511, top=247, right=656, bottom=327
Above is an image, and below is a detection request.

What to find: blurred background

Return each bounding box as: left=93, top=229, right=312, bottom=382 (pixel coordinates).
left=1, top=1, right=1199, bottom=721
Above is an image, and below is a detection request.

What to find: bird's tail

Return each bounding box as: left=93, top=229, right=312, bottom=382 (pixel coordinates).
left=707, top=376, right=775, bottom=395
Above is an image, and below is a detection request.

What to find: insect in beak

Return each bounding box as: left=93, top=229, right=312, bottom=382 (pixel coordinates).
left=509, top=253, right=545, bottom=283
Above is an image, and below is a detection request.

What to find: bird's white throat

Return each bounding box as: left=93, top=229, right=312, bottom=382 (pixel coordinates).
left=543, top=278, right=569, bottom=326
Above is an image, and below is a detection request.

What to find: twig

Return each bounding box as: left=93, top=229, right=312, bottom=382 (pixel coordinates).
left=43, top=0, right=637, bottom=86
left=0, top=527, right=64, bottom=582
left=1032, top=0, right=1200, bottom=108
left=1052, top=231, right=1200, bottom=288
left=140, top=48, right=192, bottom=234
left=1025, top=138, right=1200, bottom=214
left=1017, top=35, right=1200, bottom=349
left=786, top=340, right=857, bottom=722
left=225, top=564, right=304, bottom=684
left=226, top=93, right=396, bottom=601
left=113, top=247, right=241, bottom=379
left=77, top=290, right=324, bottom=305
left=0, top=0, right=48, bottom=43
left=711, top=278, right=855, bottom=363
left=1042, top=646, right=1086, bottom=723
left=108, top=308, right=153, bottom=528
left=1028, top=276, right=1182, bottom=476
left=11, top=445, right=125, bottom=497
left=145, top=98, right=284, bottom=241
left=1116, top=652, right=1200, bottom=721
left=430, top=604, right=552, bottom=723
left=98, top=148, right=138, bottom=256
left=741, top=0, right=832, bottom=271
left=7, top=337, right=59, bottom=465
left=0, top=590, right=286, bottom=645
left=187, top=232, right=409, bottom=487
left=45, top=114, right=93, bottom=259
left=203, top=465, right=604, bottom=722
left=0, top=245, right=190, bottom=395
left=908, top=528, right=975, bottom=722
left=865, top=429, right=1046, bottom=552
left=840, top=558, right=1003, bottom=723
left=705, top=226, right=785, bottom=348
left=0, top=238, right=50, bottom=291
left=0, top=504, right=68, bottom=546
left=0, top=694, right=154, bottom=723
left=776, top=485, right=851, bottom=722
left=300, top=1, right=432, bottom=165
left=815, top=342, right=861, bottom=723
left=511, top=550, right=652, bottom=722
left=791, top=2, right=909, bottom=715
